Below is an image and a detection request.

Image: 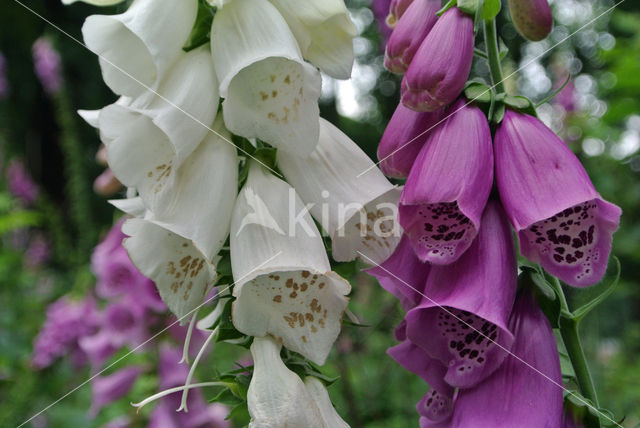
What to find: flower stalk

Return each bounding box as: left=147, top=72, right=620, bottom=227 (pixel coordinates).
left=483, top=18, right=505, bottom=94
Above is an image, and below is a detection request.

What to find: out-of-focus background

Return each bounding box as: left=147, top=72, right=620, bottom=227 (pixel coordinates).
left=0, top=0, right=638, bottom=427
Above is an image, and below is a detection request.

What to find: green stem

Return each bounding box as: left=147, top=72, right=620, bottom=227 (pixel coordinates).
left=483, top=18, right=505, bottom=93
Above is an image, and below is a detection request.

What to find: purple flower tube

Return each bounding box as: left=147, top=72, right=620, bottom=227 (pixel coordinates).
left=494, top=110, right=621, bottom=287
left=405, top=201, right=517, bottom=389
left=401, top=8, right=474, bottom=112
left=399, top=100, right=493, bottom=264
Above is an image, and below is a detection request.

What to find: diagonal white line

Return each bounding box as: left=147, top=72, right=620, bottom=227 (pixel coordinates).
left=358, top=0, right=626, bottom=178
left=11, top=0, right=282, bottom=178
left=17, top=251, right=283, bottom=427
left=356, top=250, right=623, bottom=428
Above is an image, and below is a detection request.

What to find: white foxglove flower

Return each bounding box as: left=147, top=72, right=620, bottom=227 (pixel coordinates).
left=99, top=47, right=219, bottom=212
left=82, top=0, right=198, bottom=97
left=304, top=377, right=350, bottom=428
left=269, top=0, right=357, bottom=79
left=247, top=337, right=323, bottom=428
left=210, top=0, right=322, bottom=156
left=122, top=218, right=217, bottom=321
left=231, top=162, right=350, bottom=365
left=278, top=118, right=402, bottom=265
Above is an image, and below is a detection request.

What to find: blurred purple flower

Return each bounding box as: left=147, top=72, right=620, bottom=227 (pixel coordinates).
left=89, top=366, right=143, bottom=418
left=371, top=0, right=392, bottom=46
left=0, top=52, right=9, bottom=99
left=32, top=38, right=62, bottom=95
left=24, top=235, right=50, bottom=269
left=7, top=159, right=39, bottom=205
left=32, top=296, right=99, bottom=369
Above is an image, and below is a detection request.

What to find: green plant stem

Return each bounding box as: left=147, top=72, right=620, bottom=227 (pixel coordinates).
left=483, top=18, right=505, bottom=93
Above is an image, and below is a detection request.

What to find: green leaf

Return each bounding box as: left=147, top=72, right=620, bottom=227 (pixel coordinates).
left=464, top=81, right=492, bottom=103
left=481, top=0, right=501, bottom=20
left=183, top=0, right=215, bottom=52
left=571, top=257, right=621, bottom=322
left=0, top=210, right=42, bottom=235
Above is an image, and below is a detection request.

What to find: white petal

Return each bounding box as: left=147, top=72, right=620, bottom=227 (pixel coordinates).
left=82, top=0, right=197, bottom=97
left=278, top=118, right=401, bottom=264
left=108, top=196, right=145, bottom=217
left=230, top=162, right=350, bottom=365
left=77, top=109, right=100, bottom=128
left=304, top=377, right=350, bottom=428
left=270, top=0, right=356, bottom=79
left=122, top=218, right=217, bottom=322
left=247, top=337, right=323, bottom=428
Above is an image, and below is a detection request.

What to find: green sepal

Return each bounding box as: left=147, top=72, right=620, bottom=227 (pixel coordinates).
left=464, top=81, right=492, bottom=103
left=563, top=390, right=624, bottom=428
left=458, top=0, right=480, bottom=16
left=536, top=73, right=572, bottom=107
left=558, top=349, right=577, bottom=383
left=183, top=0, right=216, bottom=52
left=437, top=0, right=458, bottom=16
left=566, top=257, right=621, bottom=322
left=281, top=349, right=340, bottom=386
left=519, top=267, right=561, bottom=328
left=215, top=298, right=251, bottom=344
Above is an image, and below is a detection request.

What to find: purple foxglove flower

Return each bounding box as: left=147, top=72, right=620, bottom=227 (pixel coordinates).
left=399, top=100, right=493, bottom=264
left=366, top=234, right=429, bottom=310
left=378, top=101, right=444, bottom=179
left=0, top=52, right=9, bottom=99
left=103, top=298, right=149, bottom=348
left=387, top=0, right=415, bottom=27
left=371, top=0, right=392, bottom=46
left=405, top=201, right=517, bottom=389
left=401, top=8, right=474, bottom=112
left=494, top=110, right=621, bottom=287
left=78, top=331, right=118, bottom=369
left=384, top=0, right=440, bottom=74
left=32, top=296, right=98, bottom=369
left=507, top=0, right=553, bottom=41
left=89, top=366, right=142, bottom=417
left=388, top=341, right=455, bottom=422
left=24, top=235, right=50, bottom=269
left=444, top=290, right=563, bottom=427
left=7, top=159, right=39, bottom=205
left=32, top=38, right=62, bottom=95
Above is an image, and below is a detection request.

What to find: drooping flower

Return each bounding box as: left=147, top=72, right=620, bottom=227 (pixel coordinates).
left=366, top=234, right=429, bottom=311
left=89, top=366, right=143, bottom=417
left=82, top=0, right=198, bottom=97
left=377, top=103, right=444, bottom=178
left=230, top=162, right=350, bottom=365
left=384, top=0, right=440, bottom=74
left=32, top=38, right=62, bottom=95
left=7, top=159, right=39, bottom=205
left=507, top=0, right=553, bottom=42
left=371, top=0, right=392, bottom=45
left=399, top=100, right=493, bottom=264
left=494, top=110, right=621, bottom=287
left=401, top=7, right=474, bottom=112
left=278, top=118, right=401, bottom=265
left=405, top=201, right=517, bottom=389
left=440, top=290, right=563, bottom=427
left=210, top=0, right=322, bottom=156
left=269, top=0, right=357, bottom=79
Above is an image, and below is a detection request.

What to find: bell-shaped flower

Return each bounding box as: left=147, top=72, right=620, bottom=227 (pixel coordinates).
left=508, top=0, right=553, bottom=41
left=278, top=118, right=401, bottom=265
left=386, top=0, right=415, bottom=27
left=399, top=100, right=493, bottom=264
left=89, top=366, right=143, bottom=417
left=494, top=110, right=621, bottom=287
left=304, top=377, right=350, bottom=427
left=401, top=8, right=474, bottom=112
left=443, top=290, right=563, bottom=427
left=269, top=0, right=357, bottom=79
left=247, top=337, right=324, bottom=427
left=230, top=162, right=350, bottom=365
left=366, top=234, right=429, bottom=311
left=378, top=103, right=444, bottom=178
left=100, top=47, right=219, bottom=197
left=122, top=217, right=217, bottom=321
left=210, top=0, right=322, bottom=156
left=388, top=341, right=454, bottom=423
left=82, top=0, right=197, bottom=97
left=384, top=0, right=440, bottom=74
left=405, top=201, right=517, bottom=389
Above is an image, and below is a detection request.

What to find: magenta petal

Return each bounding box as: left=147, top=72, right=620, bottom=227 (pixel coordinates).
left=448, top=290, right=563, bottom=427
left=378, top=103, right=444, bottom=178
left=405, top=201, right=517, bottom=388
left=365, top=234, right=430, bottom=310
left=384, top=0, right=440, bottom=74
left=89, top=366, right=142, bottom=417
left=387, top=0, right=415, bottom=26
left=495, top=110, right=621, bottom=287
left=401, top=8, right=474, bottom=112
left=399, top=101, right=493, bottom=264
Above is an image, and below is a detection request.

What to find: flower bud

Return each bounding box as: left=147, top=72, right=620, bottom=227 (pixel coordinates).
left=401, top=8, right=474, bottom=112
left=507, top=0, right=553, bottom=41
left=386, top=0, right=415, bottom=28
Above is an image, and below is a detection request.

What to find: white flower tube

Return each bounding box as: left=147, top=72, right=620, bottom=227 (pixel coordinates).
left=230, top=162, right=350, bottom=365
left=210, top=0, right=322, bottom=156
left=269, top=0, right=357, bottom=79
left=122, top=218, right=217, bottom=322
left=247, top=337, right=323, bottom=428
left=278, top=118, right=402, bottom=265
left=82, top=0, right=197, bottom=97
left=304, top=377, right=350, bottom=428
